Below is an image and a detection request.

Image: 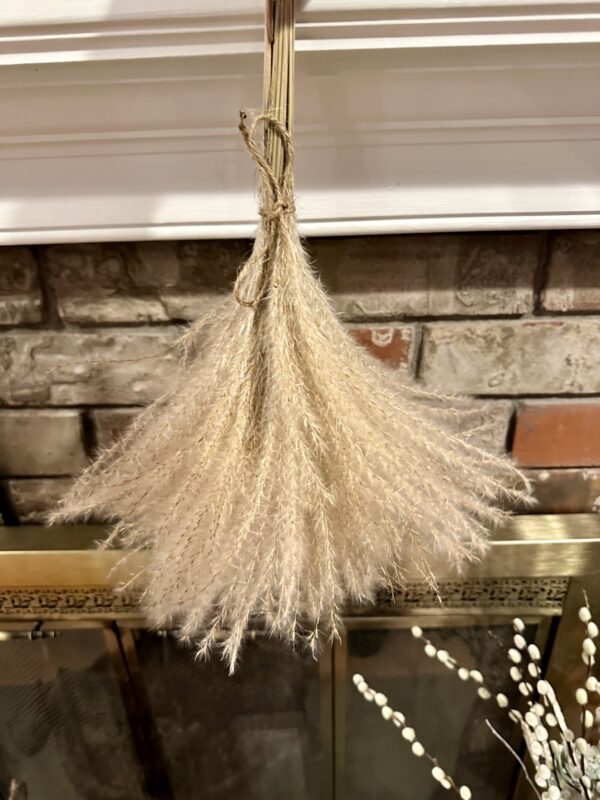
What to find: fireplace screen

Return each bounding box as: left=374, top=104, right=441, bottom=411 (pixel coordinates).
left=0, top=612, right=560, bottom=800
left=1, top=516, right=596, bottom=799
left=133, top=630, right=324, bottom=800
left=0, top=627, right=145, bottom=800
left=0, top=625, right=325, bottom=800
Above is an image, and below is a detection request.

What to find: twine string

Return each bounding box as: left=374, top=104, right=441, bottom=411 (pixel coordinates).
left=234, top=111, right=296, bottom=308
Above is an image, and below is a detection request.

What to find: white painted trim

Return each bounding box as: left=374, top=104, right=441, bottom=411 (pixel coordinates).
left=1, top=1, right=600, bottom=243
left=2, top=2, right=600, bottom=64
left=5, top=214, right=600, bottom=247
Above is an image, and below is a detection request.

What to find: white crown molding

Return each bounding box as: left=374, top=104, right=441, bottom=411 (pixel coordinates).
left=1, top=0, right=600, bottom=243
left=3, top=2, right=600, bottom=64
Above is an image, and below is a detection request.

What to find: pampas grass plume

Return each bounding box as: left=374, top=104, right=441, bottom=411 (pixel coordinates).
left=51, top=114, right=530, bottom=671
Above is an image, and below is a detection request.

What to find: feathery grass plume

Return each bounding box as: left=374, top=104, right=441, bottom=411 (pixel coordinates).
left=50, top=113, right=530, bottom=671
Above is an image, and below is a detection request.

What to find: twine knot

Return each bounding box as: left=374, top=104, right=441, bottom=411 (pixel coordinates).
left=234, top=112, right=296, bottom=308
left=258, top=200, right=296, bottom=222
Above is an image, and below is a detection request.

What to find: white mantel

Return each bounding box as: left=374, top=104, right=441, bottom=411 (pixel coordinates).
left=1, top=1, right=600, bottom=244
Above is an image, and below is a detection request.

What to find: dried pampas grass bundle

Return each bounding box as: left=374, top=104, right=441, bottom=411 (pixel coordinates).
left=51, top=0, right=530, bottom=670
left=52, top=109, right=529, bottom=671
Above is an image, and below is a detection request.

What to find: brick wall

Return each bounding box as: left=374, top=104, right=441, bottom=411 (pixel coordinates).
left=1, top=230, right=599, bottom=524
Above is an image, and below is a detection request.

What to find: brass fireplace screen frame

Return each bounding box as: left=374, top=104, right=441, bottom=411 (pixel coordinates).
left=1, top=514, right=599, bottom=800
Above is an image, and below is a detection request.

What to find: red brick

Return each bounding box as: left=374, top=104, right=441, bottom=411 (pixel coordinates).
left=421, top=318, right=600, bottom=395
left=513, top=403, right=600, bottom=467
left=523, top=469, right=600, bottom=514
left=92, top=408, right=141, bottom=450
left=350, top=325, right=414, bottom=370
left=8, top=478, right=74, bottom=523
left=544, top=231, right=600, bottom=312
left=0, top=410, right=87, bottom=476
left=0, top=247, right=42, bottom=325
left=0, top=329, right=178, bottom=406
left=46, top=240, right=250, bottom=323
left=312, top=233, right=538, bottom=319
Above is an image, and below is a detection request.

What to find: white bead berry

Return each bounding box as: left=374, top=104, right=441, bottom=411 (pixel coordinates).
left=579, top=607, right=592, bottom=623
left=588, top=621, right=599, bottom=638
left=584, top=709, right=594, bottom=728
left=469, top=670, right=484, bottom=684
left=352, top=673, right=364, bottom=686
left=477, top=687, right=491, bottom=700
left=527, top=662, right=539, bottom=678
left=357, top=680, right=369, bottom=694
left=585, top=676, right=599, bottom=692
left=424, top=644, right=437, bottom=658
left=537, top=680, right=550, bottom=695
left=363, top=689, right=375, bottom=702
left=534, top=771, right=548, bottom=789
left=411, top=626, right=423, bottom=638
left=431, top=766, right=445, bottom=782
left=519, top=682, right=532, bottom=696
left=459, top=787, right=472, bottom=800
left=508, top=648, right=522, bottom=664
left=381, top=706, right=393, bottom=721
left=437, top=650, right=450, bottom=664
left=513, top=634, right=527, bottom=649
left=583, top=638, right=597, bottom=656
left=402, top=727, right=416, bottom=742
left=545, top=713, right=558, bottom=727
left=576, top=688, right=588, bottom=706
left=525, top=711, right=539, bottom=728
left=496, top=693, right=509, bottom=708
left=576, top=737, right=588, bottom=754
left=510, top=666, right=522, bottom=682
left=534, top=725, right=548, bottom=742
left=411, top=742, right=425, bottom=757
left=528, top=644, right=541, bottom=661
left=513, top=618, right=526, bottom=633
left=374, top=692, right=388, bottom=707
left=458, top=668, right=469, bottom=681
left=537, top=764, right=551, bottom=781
left=530, top=740, right=543, bottom=757
left=392, top=711, right=405, bottom=727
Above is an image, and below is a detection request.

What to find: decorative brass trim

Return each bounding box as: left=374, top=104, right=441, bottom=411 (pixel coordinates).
left=348, top=577, right=570, bottom=615
left=0, top=587, right=139, bottom=619
left=0, top=577, right=570, bottom=621
left=1, top=516, right=600, bottom=581
left=0, top=516, right=599, bottom=621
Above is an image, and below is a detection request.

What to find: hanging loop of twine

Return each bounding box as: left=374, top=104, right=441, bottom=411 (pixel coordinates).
left=234, top=112, right=296, bottom=308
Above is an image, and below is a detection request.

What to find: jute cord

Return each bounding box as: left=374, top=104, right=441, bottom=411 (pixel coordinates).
left=234, top=111, right=296, bottom=308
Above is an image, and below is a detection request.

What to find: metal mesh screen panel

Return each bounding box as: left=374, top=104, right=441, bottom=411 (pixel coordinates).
left=342, top=624, right=535, bottom=800
left=133, top=631, right=324, bottom=800
left=0, top=628, right=145, bottom=800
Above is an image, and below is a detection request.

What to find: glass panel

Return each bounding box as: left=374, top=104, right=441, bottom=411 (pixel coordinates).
left=0, top=628, right=145, bottom=800
left=134, top=631, right=324, bottom=800
left=342, top=624, right=537, bottom=800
